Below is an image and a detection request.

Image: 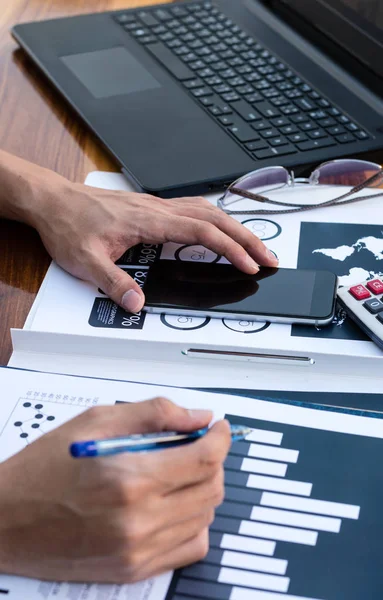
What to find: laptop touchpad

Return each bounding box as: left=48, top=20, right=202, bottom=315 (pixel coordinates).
left=61, top=47, right=161, bottom=99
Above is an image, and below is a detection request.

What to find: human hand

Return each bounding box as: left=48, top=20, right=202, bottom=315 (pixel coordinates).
left=0, top=398, right=230, bottom=583
left=31, top=175, right=278, bottom=313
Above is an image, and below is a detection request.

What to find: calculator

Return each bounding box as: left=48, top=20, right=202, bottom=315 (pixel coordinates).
left=337, top=279, right=383, bottom=351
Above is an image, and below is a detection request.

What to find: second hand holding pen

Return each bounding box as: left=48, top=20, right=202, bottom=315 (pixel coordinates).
left=70, top=424, right=253, bottom=458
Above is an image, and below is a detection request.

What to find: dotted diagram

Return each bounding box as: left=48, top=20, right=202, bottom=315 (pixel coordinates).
left=14, top=402, right=56, bottom=441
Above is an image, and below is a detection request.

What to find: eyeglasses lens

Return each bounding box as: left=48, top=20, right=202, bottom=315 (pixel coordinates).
left=223, top=166, right=289, bottom=207
left=316, top=160, right=382, bottom=188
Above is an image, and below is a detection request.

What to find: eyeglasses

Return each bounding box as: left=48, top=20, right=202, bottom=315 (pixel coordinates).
left=217, top=159, right=383, bottom=215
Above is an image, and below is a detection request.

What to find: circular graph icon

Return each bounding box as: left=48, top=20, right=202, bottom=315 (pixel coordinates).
left=160, top=314, right=211, bottom=331
left=175, top=244, right=221, bottom=263
left=223, top=319, right=271, bottom=334
left=242, top=219, right=282, bottom=241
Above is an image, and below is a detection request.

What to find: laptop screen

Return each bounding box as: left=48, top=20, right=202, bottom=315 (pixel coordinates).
left=274, top=0, right=383, bottom=83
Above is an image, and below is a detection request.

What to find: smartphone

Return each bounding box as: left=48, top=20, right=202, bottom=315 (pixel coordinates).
left=143, top=261, right=338, bottom=326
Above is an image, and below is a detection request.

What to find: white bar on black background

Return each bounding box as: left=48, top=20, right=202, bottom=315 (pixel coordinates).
left=261, top=492, right=360, bottom=519
left=239, top=520, right=318, bottom=545
left=245, top=429, right=283, bottom=445
left=221, top=550, right=287, bottom=575
left=219, top=567, right=289, bottom=592
left=248, top=443, right=299, bottom=463
left=250, top=506, right=341, bottom=533
left=247, top=474, right=312, bottom=496
left=220, top=533, right=276, bottom=556
left=230, top=587, right=323, bottom=600
left=241, top=457, right=287, bottom=477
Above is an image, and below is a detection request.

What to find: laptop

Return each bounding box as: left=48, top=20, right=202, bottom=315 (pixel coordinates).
left=12, top=0, right=383, bottom=197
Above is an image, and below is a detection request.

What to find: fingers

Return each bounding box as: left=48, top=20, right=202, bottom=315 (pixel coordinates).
left=159, top=213, right=272, bottom=274
left=86, top=253, right=146, bottom=312
left=151, top=467, right=225, bottom=531
left=144, top=419, right=231, bottom=493
left=131, top=527, right=211, bottom=583
left=72, top=397, right=213, bottom=439
left=172, top=203, right=278, bottom=268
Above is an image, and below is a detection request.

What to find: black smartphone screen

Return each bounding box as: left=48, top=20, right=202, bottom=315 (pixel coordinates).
left=143, top=261, right=337, bottom=320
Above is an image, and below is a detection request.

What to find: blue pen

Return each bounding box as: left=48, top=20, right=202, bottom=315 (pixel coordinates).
left=70, top=424, right=253, bottom=458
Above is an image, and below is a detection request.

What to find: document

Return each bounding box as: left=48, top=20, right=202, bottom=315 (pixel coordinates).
left=1, top=367, right=383, bottom=599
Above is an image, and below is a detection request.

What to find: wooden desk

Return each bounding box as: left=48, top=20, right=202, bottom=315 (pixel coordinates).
left=0, top=0, right=168, bottom=365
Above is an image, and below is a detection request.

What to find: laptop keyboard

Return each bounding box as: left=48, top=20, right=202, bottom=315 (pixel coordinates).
left=114, top=1, right=370, bottom=160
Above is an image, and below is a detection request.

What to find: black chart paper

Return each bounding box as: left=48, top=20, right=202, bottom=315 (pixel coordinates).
left=166, top=413, right=383, bottom=600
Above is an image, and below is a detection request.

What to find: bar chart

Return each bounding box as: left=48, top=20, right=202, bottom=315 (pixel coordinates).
left=165, top=413, right=383, bottom=600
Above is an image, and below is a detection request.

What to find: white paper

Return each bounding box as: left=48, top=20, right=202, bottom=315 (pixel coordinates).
left=23, top=172, right=383, bottom=363
left=0, top=366, right=383, bottom=599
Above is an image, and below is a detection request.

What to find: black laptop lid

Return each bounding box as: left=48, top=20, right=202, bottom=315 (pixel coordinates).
left=262, top=0, right=383, bottom=94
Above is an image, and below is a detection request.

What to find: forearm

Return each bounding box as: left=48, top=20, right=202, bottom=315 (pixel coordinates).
left=0, top=150, right=65, bottom=228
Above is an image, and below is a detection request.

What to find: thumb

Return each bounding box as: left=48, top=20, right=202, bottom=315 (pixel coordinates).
left=90, top=254, right=145, bottom=313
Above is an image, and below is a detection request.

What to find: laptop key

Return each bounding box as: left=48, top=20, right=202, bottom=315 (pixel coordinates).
left=140, top=36, right=157, bottom=45
left=318, top=117, right=336, bottom=128
left=252, top=120, right=269, bottom=130
left=199, top=95, right=216, bottom=106
left=280, top=124, right=299, bottom=135
left=308, top=129, right=327, bottom=139
left=221, top=91, right=240, bottom=102
left=299, top=121, right=316, bottom=131
left=269, top=136, right=288, bottom=146
left=147, top=43, right=195, bottom=80
left=255, top=102, right=280, bottom=118
left=336, top=133, right=356, bottom=143
left=115, top=13, right=137, bottom=24
left=228, top=119, right=260, bottom=142
left=355, top=130, right=369, bottom=140
left=138, top=12, right=159, bottom=27
left=327, top=125, right=346, bottom=135
left=154, top=9, right=172, bottom=22
left=123, top=22, right=141, bottom=31
left=254, top=144, right=297, bottom=159
left=309, top=110, right=327, bottom=120
left=271, top=117, right=290, bottom=127
left=231, top=100, right=260, bottom=122
left=245, top=92, right=263, bottom=103
left=261, top=128, right=279, bottom=138
left=280, top=104, right=299, bottom=115
left=189, top=60, right=206, bottom=70
left=246, top=141, right=267, bottom=151
left=296, top=137, right=337, bottom=151
left=290, top=114, right=309, bottom=123
left=192, top=87, right=214, bottom=97
left=209, top=104, right=232, bottom=116
left=183, top=79, right=204, bottom=89
left=171, top=6, right=188, bottom=18
left=288, top=132, right=308, bottom=143
left=218, top=115, right=235, bottom=126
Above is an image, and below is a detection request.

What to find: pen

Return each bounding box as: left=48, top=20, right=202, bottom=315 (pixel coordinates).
left=70, top=424, right=253, bottom=458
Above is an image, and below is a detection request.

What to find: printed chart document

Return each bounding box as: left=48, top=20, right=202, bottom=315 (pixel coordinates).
left=16, top=171, right=383, bottom=385
left=1, top=367, right=383, bottom=599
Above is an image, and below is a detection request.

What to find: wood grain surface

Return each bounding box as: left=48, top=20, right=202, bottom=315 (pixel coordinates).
left=0, top=0, right=169, bottom=365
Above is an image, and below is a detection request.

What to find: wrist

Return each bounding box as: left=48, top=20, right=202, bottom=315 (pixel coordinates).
left=0, top=150, right=68, bottom=229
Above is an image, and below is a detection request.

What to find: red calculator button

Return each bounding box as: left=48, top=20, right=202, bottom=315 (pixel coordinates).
left=349, top=285, right=371, bottom=300
left=366, top=279, right=383, bottom=294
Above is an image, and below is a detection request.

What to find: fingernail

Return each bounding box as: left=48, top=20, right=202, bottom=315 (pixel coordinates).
left=246, top=255, right=260, bottom=272
left=188, top=409, right=211, bottom=420
left=267, top=249, right=279, bottom=264
left=121, top=290, right=143, bottom=313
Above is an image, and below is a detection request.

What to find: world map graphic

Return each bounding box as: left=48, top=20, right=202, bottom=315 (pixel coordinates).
left=292, top=222, right=383, bottom=341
